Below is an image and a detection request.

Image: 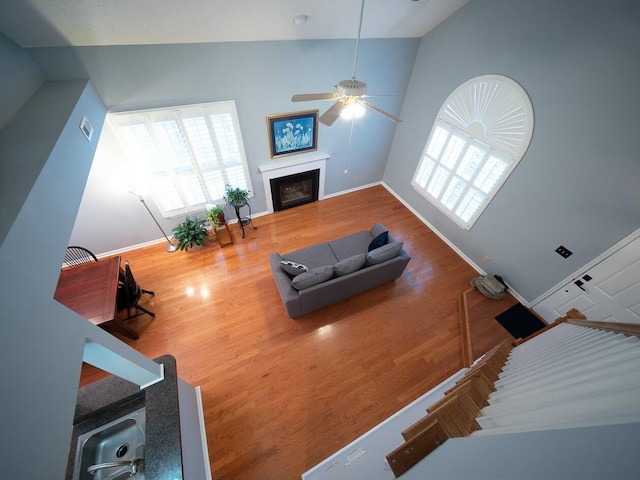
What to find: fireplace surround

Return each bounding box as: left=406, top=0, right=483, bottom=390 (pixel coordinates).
left=259, top=153, right=329, bottom=213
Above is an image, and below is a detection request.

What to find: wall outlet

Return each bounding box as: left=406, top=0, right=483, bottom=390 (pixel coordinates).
left=555, top=245, right=573, bottom=258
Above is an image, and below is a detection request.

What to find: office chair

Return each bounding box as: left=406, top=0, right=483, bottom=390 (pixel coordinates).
left=117, top=260, right=155, bottom=319
left=63, top=246, right=98, bottom=268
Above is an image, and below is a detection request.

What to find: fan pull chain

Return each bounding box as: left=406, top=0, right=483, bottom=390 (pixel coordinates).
left=344, top=117, right=356, bottom=174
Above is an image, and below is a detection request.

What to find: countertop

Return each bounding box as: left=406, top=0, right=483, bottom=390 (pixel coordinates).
left=66, top=354, right=183, bottom=479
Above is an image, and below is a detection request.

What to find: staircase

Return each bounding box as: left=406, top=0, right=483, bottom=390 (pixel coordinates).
left=386, top=340, right=513, bottom=477
left=474, top=322, right=640, bottom=435
left=385, top=312, right=640, bottom=478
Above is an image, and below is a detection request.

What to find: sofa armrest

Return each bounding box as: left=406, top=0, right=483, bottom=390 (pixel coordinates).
left=269, top=253, right=302, bottom=318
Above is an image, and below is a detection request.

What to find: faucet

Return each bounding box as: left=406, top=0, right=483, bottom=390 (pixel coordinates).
left=87, top=458, right=143, bottom=476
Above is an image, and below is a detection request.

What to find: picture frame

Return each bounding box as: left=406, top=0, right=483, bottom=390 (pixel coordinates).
left=267, top=110, right=318, bottom=159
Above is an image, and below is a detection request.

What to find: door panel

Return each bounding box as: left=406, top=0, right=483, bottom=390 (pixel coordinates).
left=534, top=235, right=640, bottom=324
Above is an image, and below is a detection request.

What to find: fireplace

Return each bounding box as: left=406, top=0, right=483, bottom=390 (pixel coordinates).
left=270, top=169, right=319, bottom=211
left=259, top=153, right=329, bottom=213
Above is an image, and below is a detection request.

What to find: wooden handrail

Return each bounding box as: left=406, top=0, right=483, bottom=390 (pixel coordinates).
left=565, top=319, right=640, bottom=338
left=531, top=308, right=640, bottom=339
left=458, top=289, right=474, bottom=368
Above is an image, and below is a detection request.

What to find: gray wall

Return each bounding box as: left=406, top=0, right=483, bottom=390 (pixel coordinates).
left=385, top=0, right=640, bottom=302
left=0, top=34, right=43, bottom=129
left=0, top=34, right=162, bottom=479
left=27, top=39, right=419, bottom=254
left=1, top=1, right=638, bottom=475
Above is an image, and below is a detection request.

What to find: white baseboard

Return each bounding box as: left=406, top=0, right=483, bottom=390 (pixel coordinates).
left=195, top=386, right=213, bottom=480
left=380, top=182, right=528, bottom=306
left=322, top=181, right=383, bottom=199
left=97, top=183, right=527, bottom=305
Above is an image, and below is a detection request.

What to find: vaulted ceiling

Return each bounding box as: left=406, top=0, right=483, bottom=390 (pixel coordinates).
left=0, top=0, right=469, bottom=48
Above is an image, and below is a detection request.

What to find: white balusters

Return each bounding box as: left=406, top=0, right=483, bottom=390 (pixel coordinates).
left=474, top=323, right=640, bottom=435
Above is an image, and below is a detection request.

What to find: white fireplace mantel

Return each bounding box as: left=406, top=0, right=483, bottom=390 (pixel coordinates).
left=259, top=152, right=330, bottom=213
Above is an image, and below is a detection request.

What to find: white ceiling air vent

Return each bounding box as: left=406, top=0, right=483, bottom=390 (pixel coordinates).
left=80, top=115, right=94, bottom=142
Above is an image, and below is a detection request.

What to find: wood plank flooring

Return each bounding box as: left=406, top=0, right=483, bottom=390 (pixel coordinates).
left=79, top=185, right=512, bottom=479
left=461, top=288, right=518, bottom=362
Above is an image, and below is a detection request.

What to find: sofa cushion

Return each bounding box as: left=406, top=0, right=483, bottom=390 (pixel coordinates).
left=334, top=253, right=367, bottom=277
left=283, top=242, right=339, bottom=269
left=368, top=230, right=389, bottom=251
left=328, top=231, right=373, bottom=261
left=292, top=265, right=335, bottom=290
left=279, top=259, right=308, bottom=276
left=366, top=241, right=404, bottom=266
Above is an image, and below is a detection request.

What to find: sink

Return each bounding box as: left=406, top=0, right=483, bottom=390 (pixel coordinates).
left=73, top=407, right=145, bottom=480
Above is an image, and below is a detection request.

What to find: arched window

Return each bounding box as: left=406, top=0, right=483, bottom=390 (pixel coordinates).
left=412, top=74, right=534, bottom=229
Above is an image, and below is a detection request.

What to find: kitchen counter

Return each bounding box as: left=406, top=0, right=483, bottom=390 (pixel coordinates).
left=66, top=354, right=183, bottom=479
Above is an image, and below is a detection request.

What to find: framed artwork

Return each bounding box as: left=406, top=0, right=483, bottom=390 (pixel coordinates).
left=267, top=110, right=318, bottom=158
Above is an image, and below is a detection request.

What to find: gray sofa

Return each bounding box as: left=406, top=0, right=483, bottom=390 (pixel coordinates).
left=269, top=223, right=411, bottom=318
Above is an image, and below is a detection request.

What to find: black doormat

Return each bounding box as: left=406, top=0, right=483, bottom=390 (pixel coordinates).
left=495, top=303, right=546, bottom=339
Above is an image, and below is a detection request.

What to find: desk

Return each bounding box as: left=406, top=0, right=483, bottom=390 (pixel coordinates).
left=54, top=256, right=139, bottom=340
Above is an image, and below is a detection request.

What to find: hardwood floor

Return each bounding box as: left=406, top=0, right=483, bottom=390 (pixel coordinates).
left=79, top=185, right=512, bottom=479
left=461, top=288, right=518, bottom=363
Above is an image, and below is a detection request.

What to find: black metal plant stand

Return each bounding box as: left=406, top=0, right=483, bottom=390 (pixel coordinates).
left=233, top=200, right=257, bottom=238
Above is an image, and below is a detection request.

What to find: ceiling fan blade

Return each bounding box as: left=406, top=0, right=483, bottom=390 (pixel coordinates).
left=319, top=101, right=347, bottom=126
left=292, top=93, right=339, bottom=102
left=360, top=94, right=397, bottom=98
left=357, top=99, right=403, bottom=123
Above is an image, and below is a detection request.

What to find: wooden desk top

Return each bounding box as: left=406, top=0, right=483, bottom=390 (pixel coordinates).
left=54, top=256, right=121, bottom=326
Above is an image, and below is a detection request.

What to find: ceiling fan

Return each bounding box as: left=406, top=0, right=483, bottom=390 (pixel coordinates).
left=291, top=0, right=403, bottom=127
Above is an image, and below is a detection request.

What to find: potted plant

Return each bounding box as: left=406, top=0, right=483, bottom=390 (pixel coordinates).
left=206, top=204, right=226, bottom=229
left=172, top=216, right=208, bottom=251
left=223, top=184, right=250, bottom=207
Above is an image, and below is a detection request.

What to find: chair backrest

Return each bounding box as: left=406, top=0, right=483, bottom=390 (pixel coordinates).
left=118, top=260, right=141, bottom=308
left=63, top=246, right=98, bottom=268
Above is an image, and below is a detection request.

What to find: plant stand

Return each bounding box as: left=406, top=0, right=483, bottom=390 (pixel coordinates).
left=233, top=200, right=258, bottom=238
left=215, top=223, right=234, bottom=248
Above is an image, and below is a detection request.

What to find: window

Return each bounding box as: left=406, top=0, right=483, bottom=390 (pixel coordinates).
left=412, top=75, right=533, bottom=229
left=110, top=101, right=252, bottom=217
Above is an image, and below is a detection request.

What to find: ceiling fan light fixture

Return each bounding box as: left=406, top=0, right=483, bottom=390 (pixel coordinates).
left=290, top=0, right=402, bottom=126
left=340, top=101, right=366, bottom=120
left=337, top=79, right=367, bottom=97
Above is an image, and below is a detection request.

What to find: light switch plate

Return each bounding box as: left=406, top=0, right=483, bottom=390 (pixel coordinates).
left=555, top=245, right=573, bottom=258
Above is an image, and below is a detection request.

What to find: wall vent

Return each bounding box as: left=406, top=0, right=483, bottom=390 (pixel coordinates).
left=80, top=115, right=94, bottom=142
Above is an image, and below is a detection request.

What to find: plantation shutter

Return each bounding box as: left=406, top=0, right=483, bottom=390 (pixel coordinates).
left=111, top=100, right=251, bottom=217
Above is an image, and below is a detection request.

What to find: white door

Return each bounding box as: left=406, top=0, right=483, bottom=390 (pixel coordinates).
left=534, top=235, right=640, bottom=324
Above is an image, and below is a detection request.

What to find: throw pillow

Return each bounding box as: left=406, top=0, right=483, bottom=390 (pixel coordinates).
left=291, top=265, right=334, bottom=290
left=368, top=230, right=389, bottom=251
left=366, top=241, right=403, bottom=266
left=280, top=259, right=309, bottom=276
left=334, top=253, right=367, bottom=277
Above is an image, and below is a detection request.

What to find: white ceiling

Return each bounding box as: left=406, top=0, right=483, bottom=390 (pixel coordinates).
left=0, top=0, right=469, bottom=48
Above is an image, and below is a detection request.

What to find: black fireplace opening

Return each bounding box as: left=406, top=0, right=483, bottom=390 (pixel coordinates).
left=270, top=169, right=320, bottom=211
